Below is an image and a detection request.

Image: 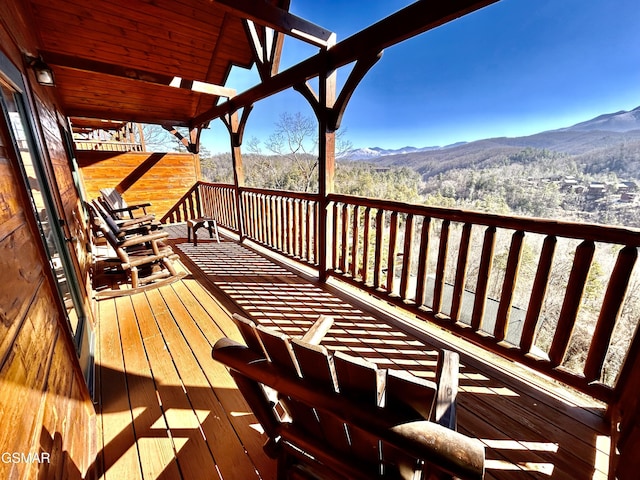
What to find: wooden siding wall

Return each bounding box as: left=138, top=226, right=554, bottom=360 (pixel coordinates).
left=1, top=3, right=96, bottom=479
left=78, top=151, right=200, bottom=219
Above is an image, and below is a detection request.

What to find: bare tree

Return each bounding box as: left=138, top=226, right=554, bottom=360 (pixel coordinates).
left=139, top=123, right=188, bottom=152
left=262, top=112, right=352, bottom=192
left=264, top=112, right=318, bottom=192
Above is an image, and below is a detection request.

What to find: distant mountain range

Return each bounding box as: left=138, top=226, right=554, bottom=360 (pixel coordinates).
left=340, top=105, right=640, bottom=166
left=338, top=143, right=467, bottom=160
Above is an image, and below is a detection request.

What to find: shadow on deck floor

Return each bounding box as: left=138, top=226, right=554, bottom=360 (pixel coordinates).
left=95, top=224, right=612, bottom=480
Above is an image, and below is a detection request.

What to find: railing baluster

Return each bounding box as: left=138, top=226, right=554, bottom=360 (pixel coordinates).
left=286, top=197, right=291, bottom=254
left=386, top=211, right=399, bottom=294
left=267, top=196, right=274, bottom=247
left=494, top=230, right=525, bottom=342
left=340, top=203, right=350, bottom=273
left=195, top=184, right=202, bottom=218
left=288, top=198, right=294, bottom=254
left=414, top=217, right=431, bottom=307
left=296, top=200, right=303, bottom=258
left=433, top=220, right=450, bottom=314
left=274, top=196, right=281, bottom=249
left=399, top=213, right=415, bottom=301
left=332, top=202, right=340, bottom=270
left=373, top=209, right=385, bottom=289
left=350, top=205, right=360, bottom=278
left=306, top=201, right=312, bottom=261
left=269, top=196, right=275, bottom=248
left=248, top=193, right=255, bottom=238
left=520, top=235, right=556, bottom=353
left=314, top=201, right=319, bottom=263
left=277, top=197, right=284, bottom=252
left=584, top=245, right=638, bottom=382
left=361, top=207, right=371, bottom=285
left=450, top=223, right=472, bottom=321
left=471, top=226, right=496, bottom=331
left=255, top=194, right=261, bottom=242
left=549, top=240, right=596, bottom=366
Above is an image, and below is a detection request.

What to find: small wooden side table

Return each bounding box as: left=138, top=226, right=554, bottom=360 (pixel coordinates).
left=186, top=218, right=220, bottom=246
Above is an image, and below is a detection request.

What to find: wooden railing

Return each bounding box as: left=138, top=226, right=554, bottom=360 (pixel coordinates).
left=74, top=140, right=144, bottom=152
left=327, top=193, right=640, bottom=404
left=239, top=187, right=319, bottom=267
left=163, top=183, right=640, bottom=406
left=160, top=182, right=239, bottom=233
left=200, top=183, right=239, bottom=233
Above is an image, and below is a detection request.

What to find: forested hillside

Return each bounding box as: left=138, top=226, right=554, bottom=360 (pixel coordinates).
left=201, top=106, right=640, bottom=227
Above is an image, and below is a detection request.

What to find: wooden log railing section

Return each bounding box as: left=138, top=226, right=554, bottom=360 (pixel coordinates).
left=239, top=187, right=320, bottom=268
left=162, top=181, right=640, bottom=454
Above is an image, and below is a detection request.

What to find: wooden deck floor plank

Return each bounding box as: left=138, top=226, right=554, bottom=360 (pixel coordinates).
left=459, top=384, right=607, bottom=478
left=149, top=284, right=272, bottom=479
left=457, top=392, right=602, bottom=479
left=97, top=298, right=143, bottom=480
left=130, top=291, right=222, bottom=480
left=175, top=276, right=246, bottom=342
left=359, top=329, right=609, bottom=478
left=366, top=336, right=609, bottom=472
left=113, top=295, right=182, bottom=480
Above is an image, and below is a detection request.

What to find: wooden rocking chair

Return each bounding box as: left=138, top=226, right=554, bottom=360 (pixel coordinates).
left=100, top=187, right=153, bottom=220
left=91, top=199, right=160, bottom=239
left=87, top=201, right=184, bottom=297
left=213, top=314, right=485, bottom=480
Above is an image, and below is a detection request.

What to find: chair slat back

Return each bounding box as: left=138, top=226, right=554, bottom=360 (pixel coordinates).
left=290, top=340, right=351, bottom=453
left=231, top=313, right=265, bottom=354
left=100, top=187, right=126, bottom=210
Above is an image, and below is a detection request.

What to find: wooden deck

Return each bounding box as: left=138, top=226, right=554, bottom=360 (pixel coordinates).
left=95, top=224, right=612, bottom=479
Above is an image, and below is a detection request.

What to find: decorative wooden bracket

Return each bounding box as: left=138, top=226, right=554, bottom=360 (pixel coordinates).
left=220, top=105, right=254, bottom=148
left=294, top=51, right=383, bottom=131
left=162, top=124, right=202, bottom=154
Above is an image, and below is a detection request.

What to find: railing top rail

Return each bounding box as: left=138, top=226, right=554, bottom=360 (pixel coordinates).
left=240, top=186, right=320, bottom=202
left=328, top=193, right=640, bottom=246
left=198, top=181, right=237, bottom=189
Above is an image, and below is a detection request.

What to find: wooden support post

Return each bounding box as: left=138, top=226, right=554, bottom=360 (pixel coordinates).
left=294, top=44, right=380, bottom=282
left=317, top=54, right=337, bottom=283
left=221, top=107, right=252, bottom=240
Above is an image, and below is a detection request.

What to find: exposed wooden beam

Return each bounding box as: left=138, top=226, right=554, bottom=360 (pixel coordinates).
left=192, top=0, right=499, bottom=126
left=41, top=51, right=236, bottom=98
left=213, top=0, right=334, bottom=48
left=162, top=124, right=200, bottom=153
left=65, top=108, right=191, bottom=128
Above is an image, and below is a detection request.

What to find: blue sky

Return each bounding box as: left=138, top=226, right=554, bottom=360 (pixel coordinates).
left=201, top=0, right=640, bottom=153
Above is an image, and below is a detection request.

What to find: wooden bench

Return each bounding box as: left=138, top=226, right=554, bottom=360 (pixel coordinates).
left=212, top=314, right=485, bottom=480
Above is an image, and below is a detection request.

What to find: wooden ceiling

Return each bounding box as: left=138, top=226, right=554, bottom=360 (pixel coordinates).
left=25, top=0, right=299, bottom=127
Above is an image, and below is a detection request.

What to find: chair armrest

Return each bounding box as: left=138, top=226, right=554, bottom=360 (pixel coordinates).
left=388, top=421, right=484, bottom=480
left=117, top=214, right=157, bottom=228
left=119, top=231, right=169, bottom=248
